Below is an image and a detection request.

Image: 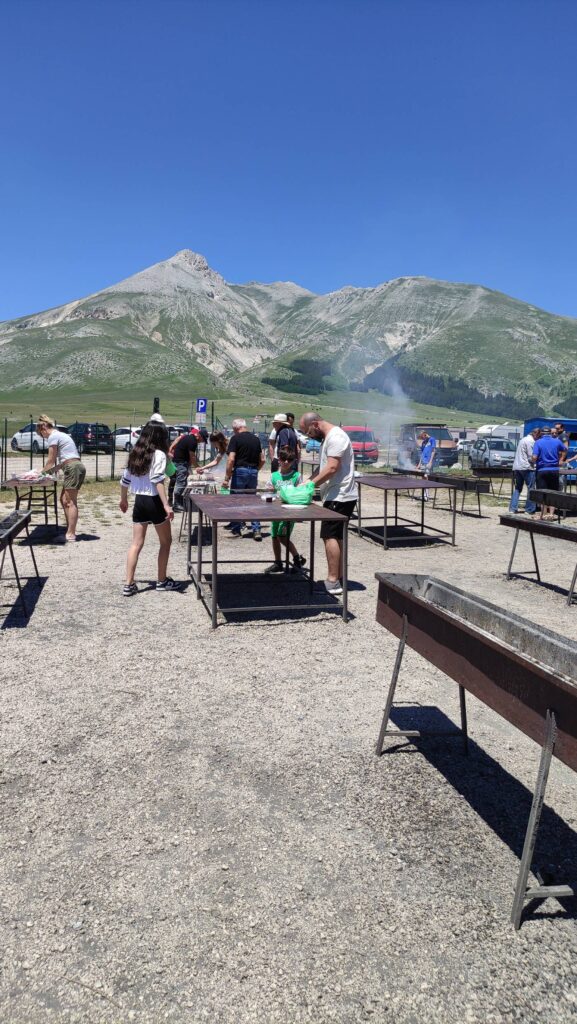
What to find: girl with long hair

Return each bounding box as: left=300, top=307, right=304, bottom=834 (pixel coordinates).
left=119, top=422, right=176, bottom=595
left=196, top=431, right=228, bottom=479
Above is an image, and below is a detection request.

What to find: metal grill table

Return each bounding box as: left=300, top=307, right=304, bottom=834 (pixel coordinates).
left=1, top=476, right=59, bottom=527
left=185, top=492, right=349, bottom=627
left=374, top=572, right=577, bottom=928
left=355, top=475, right=457, bottom=548
left=0, top=510, right=40, bottom=616
left=390, top=467, right=490, bottom=517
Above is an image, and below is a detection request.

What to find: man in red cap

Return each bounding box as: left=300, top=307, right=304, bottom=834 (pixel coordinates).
left=171, top=426, right=199, bottom=512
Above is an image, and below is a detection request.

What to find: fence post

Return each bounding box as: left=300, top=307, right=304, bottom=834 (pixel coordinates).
left=111, top=423, right=116, bottom=480
left=2, top=417, right=7, bottom=481
left=95, top=424, right=99, bottom=481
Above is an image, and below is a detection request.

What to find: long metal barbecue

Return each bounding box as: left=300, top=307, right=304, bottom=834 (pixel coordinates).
left=374, top=572, right=577, bottom=928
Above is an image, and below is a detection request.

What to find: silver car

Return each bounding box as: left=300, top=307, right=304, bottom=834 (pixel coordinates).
left=469, top=437, right=516, bottom=469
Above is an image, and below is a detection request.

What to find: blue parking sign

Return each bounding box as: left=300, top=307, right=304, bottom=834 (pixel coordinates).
left=196, top=398, right=207, bottom=414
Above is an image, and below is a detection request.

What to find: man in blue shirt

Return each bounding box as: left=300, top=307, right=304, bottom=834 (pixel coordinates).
left=531, top=429, right=567, bottom=520
left=417, top=431, right=437, bottom=501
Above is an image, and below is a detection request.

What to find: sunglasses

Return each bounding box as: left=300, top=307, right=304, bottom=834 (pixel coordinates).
left=279, top=456, right=292, bottom=462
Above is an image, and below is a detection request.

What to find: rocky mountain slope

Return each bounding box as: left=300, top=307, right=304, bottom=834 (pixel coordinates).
left=1, top=250, right=576, bottom=413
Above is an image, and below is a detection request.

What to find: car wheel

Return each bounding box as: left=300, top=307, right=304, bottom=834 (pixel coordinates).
left=32, top=440, right=40, bottom=454
left=483, top=459, right=489, bottom=468
left=11, top=439, right=19, bottom=451
left=124, top=442, right=131, bottom=452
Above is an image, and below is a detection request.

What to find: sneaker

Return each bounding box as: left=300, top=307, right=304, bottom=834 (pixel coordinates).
left=324, top=579, right=343, bottom=596
left=253, top=529, right=262, bottom=542
left=240, top=527, right=254, bottom=538
left=224, top=523, right=236, bottom=531
left=229, top=529, right=242, bottom=538
left=123, top=582, right=138, bottom=597
left=264, top=561, right=284, bottom=574
left=172, top=506, right=184, bottom=514
left=293, top=554, right=306, bottom=568
left=156, top=577, right=178, bottom=591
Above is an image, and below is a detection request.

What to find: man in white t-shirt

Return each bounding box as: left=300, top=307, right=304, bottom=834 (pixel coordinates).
left=299, top=412, right=358, bottom=596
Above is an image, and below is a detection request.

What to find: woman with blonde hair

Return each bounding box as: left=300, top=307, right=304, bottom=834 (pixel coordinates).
left=36, top=415, right=87, bottom=541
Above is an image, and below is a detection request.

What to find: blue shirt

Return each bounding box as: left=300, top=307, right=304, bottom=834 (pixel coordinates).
left=420, top=437, right=436, bottom=466
left=533, top=436, right=566, bottom=470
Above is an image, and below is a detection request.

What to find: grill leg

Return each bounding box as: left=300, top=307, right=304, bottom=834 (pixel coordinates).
left=568, top=560, right=577, bottom=607
left=506, top=529, right=520, bottom=578
left=25, top=521, right=39, bottom=577
left=459, top=685, right=469, bottom=755
left=8, top=542, right=27, bottom=616
left=196, top=509, right=203, bottom=598
left=511, top=710, right=565, bottom=930
left=529, top=532, right=541, bottom=581
left=376, top=614, right=408, bottom=755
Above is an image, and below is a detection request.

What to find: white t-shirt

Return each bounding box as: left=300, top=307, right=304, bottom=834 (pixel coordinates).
left=513, top=434, right=535, bottom=472
left=320, top=426, right=358, bottom=503
left=47, top=429, right=80, bottom=463
left=121, top=450, right=167, bottom=495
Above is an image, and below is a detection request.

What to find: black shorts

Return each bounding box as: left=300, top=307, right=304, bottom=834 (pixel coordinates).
left=320, top=499, right=357, bottom=540
left=132, top=494, right=168, bottom=525
left=536, top=470, right=560, bottom=492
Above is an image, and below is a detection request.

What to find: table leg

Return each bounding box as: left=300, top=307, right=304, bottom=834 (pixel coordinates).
left=383, top=491, right=388, bottom=549
left=420, top=489, right=425, bottom=534
left=568, top=560, right=577, bottom=606
left=43, top=486, right=48, bottom=526
left=211, top=522, right=218, bottom=628
left=451, top=489, right=457, bottom=545
left=53, top=483, right=59, bottom=527
left=8, top=542, right=27, bottom=616
left=357, top=484, right=362, bottom=535
left=196, top=509, right=203, bottom=598
left=342, top=516, right=348, bottom=622
left=309, top=522, right=315, bottom=594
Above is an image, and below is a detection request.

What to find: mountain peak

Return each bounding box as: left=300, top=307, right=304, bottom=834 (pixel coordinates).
left=172, top=250, right=210, bottom=273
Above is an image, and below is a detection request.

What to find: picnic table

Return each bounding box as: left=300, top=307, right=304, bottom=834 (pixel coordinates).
left=501, top=488, right=577, bottom=606
left=390, top=467, right=489, bottom=516
left=0, top=510, right=40, bottom=616
left=185, top=492, right=349, bottom=627
left=1, top=475, right=59, bottom=527
left=471, top=466, right=513, bottom=498
left=355, top=474, right=457, bottom=549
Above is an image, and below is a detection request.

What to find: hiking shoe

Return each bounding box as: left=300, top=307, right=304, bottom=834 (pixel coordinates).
left=172, top=506, right=184, bottom=513
left=123, top=582, right=138, bottom=597
left=264, top=561, right=284, bottom=574
left=253, top=529, right=262, bottom=542
left=293, top=554, right=306, bottom=568
left=156, top=577, right=178, bottom=591
left=324, top=579, right=343, bottom=596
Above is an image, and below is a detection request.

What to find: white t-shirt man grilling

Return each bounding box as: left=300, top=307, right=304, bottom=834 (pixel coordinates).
left=299, top=412, right=358, bottom=596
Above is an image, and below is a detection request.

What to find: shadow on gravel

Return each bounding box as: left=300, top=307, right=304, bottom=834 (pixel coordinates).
left=358, top=525, right=448, bottom=547
left=20, top=526, right=101, bottom=546
left=201, top=571, right=355, bottom=624
left=507, top=574, right=576, bottom=602
left=386, top=704, right=577, bottom=925
left=1, top=575, right=48, bottom=629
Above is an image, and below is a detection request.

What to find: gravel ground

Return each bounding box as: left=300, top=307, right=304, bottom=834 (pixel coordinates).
left=2, top=488, right=577, bottom=1023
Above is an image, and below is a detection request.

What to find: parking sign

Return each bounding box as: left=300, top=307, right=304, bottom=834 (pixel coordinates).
left=196, top=398, right=207, bottom=415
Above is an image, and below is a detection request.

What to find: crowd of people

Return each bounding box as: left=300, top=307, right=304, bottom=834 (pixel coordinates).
left=509, top=421, right=576, bottom=520
left=112, top=410, right=358, bottom=596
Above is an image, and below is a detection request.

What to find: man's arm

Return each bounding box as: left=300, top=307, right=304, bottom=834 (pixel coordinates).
left=312, top=455, right=340, bottom=488
left=223, top=452, right=236, bottom=487
left=189, top=441, right=198, bottom=470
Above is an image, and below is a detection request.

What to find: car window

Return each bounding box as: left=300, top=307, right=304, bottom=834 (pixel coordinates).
left=488, top=440, right=514, bottom=450
left=346, top=430, right=375, bottom=442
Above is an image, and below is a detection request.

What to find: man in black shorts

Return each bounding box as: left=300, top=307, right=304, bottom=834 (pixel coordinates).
left=172, top=428, right=199, bottom=512
left=299, top=411, right=358, bottom=596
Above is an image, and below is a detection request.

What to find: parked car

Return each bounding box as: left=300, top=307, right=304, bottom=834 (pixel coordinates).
left=66, top=422, right=114, bottom=454
left=468, top=438, right=516, bottom=469
left=342, top=425, right=379, bottom=464
left=305, top=438, right=321, bottom=454
left=11, top=423, right=68, bottom=452
left=112, top=427, right=141, bottom=451
left=397, top=423, right=459, bottom=468
left=457, top=439, right=474, bottom=454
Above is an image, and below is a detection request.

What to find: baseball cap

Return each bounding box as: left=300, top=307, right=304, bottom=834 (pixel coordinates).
left=273, top=412, right=288, bottom=423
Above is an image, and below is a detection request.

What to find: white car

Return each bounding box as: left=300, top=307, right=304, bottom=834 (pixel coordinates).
left=11, top=423, right=68, bottom=453
left=112, top=427, right=141, bottom=451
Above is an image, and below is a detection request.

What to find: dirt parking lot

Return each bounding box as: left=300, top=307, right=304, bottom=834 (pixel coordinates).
left=1, top=486, right=577, bottom=1023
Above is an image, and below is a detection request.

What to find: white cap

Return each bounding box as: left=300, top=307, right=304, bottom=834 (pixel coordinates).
left=273, top=412, right=288, bottom=423
left=149, top=413, right=165, bottom=424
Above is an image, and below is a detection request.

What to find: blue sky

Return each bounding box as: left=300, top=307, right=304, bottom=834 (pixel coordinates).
left=1, top=0, right=577, bottom=320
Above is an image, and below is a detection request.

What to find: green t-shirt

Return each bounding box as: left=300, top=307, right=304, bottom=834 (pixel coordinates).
left=271, top=469, right=300, bottom=492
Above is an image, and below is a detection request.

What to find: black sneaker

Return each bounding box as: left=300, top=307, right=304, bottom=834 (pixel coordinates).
left=293, top=554, right=306, bottom=568
left=156, top=577, right=178, bottom=591
left=172, top=506, right=184, bottom=514
left=264, top=561, right=284, bottom=574
left=123, top=582, right=138, bottom=597
left=253, top=529, right=262, bottom=542
left=224, top=523, right=236, bottom=531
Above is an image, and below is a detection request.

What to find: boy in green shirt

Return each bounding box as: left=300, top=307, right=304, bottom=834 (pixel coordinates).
left=265, top=446, right=307, bottom=574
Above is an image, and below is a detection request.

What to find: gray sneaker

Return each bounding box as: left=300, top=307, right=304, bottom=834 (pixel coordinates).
left=324, top=579, right=343, bottom=596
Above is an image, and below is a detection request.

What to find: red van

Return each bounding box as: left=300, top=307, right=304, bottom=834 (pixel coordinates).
left=342, top=426, right=380, bottom=464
